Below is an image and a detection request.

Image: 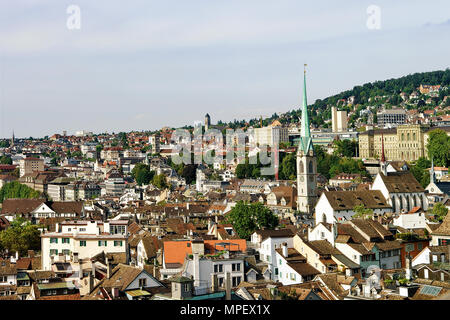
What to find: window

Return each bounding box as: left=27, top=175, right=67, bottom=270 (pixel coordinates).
left=114, top=241, right=123, bottom=247
left=183, top=283, right=190, bottom=292
left=417, top=243, right=423, bottom=251
left=98, top=240, right=107, bottom=247
left=232, top=276, right=241, bottom=287
left=214, top=264, right=223, bottom=273
left=50, top=249, right=58, bottom=256
left=290, top=273, right=296, bottom=281
left=50, top=238, right=58, bottom=244
left=80, top=240, right=87, bottom=247
left=232, top=263, right=241, bottom=272
left=62, top=249, right=70, bottom=255
left=0, top=276, right=7, bottom=282
left=218, top=277, right=224, bottom=287
left=274, top=268, right=279, bottom=276
left=138, top=278, right=147, bottom=287
left=405, top=244, right=414, bottom=252
left=62, top=238, right=70, bottom=244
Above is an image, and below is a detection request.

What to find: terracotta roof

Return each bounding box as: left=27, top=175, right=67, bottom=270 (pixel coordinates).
left=275, top=248, right=306, bottom=262
left=288, top=262, right=321, bottom=277
left=254, top=229, right=295, bottom=241
left=432, top=213, right=450, bottom=236
left=0, top=260, right=17, bottom=276
left=1, top=199, right=82, bottom=215
left=379, top=172, right=424, bottom=193
left=323, top=190, right=390, bottom=211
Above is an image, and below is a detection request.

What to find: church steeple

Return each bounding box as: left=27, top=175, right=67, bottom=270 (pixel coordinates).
left=298, top=65, right=314, bottom=155
left=11, top=130, right=15, bottom=148
left=296, top=64, right=318, bottom=215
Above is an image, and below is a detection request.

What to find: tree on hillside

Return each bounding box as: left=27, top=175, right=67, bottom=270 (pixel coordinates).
left=0, top=217, right=41, bottom=256
left=0, top=181, right=41, bottom=203
left=279, top=153, right=296, bottom=180
left=427, top=129, right=450, bottom=167
left=225, top=201, right=279, bottom=239
left=410, top=157, right=431, bottom=189
left=333, top=139, right=358, bottom=158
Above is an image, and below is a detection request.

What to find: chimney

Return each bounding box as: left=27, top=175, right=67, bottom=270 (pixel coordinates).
left=106, top=257, right=112, bottom=279
left=15, top=251, right=19, bottom=260
left=87, top=272, right=94, bottom=295
left=153, top=259, right=157, bottom=278
left=405, top=254, right=412, bottom=280
left=210, top=274, right=219, bottom=294
left=193, top=253, right=200, bottom=287
left=79, top=260, right=83, bottom=279
left=112, top=287, right=119, bottom=299
left=282, top=242, right=289, bottom=258
left=91, top=261, right=96, bottom=278
left=225, top=272, right=231, bottom=300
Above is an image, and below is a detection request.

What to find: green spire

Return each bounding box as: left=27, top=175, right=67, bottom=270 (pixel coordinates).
left=299, top=65, right=314, bottom=154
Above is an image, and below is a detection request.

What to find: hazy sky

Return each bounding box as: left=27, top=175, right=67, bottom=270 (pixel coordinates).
left=0, top=0, right=449, bottom=138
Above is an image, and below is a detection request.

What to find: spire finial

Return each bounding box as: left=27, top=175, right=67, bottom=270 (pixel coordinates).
left=298, top=65, right=313, bottom=155
left=381, top=133, right=386, bottom=163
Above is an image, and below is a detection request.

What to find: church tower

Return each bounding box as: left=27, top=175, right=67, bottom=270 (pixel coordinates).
left=11, top=131, right=15, bottom=148
left=297, top=65, right=317, bottom=214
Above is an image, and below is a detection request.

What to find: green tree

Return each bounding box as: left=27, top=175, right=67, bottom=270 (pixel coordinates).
left=131, top=163, right=155, bottom=186
left=353, top=204, right=374, bottom=218
left=152, top=173, right=168, bottom=189
left=181, top=164, right=197, bottom=185
left=333, top=139, right=358, bottom=157
left=0, top=156, right=12, bottom=165
left=0, top=181, right=41, bottom=203
left=427, top=129, right=450, bottom=167
left=225, top=201, right=279, bottom=239
left=0, top=217, right=41, bottom=256
left=432, top=202, right=448, bottom=222
left=279, top=153, right=296, bottom=180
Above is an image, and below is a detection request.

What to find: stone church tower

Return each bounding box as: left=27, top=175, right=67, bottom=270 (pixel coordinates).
left=297, top=66, right=317, bottom=214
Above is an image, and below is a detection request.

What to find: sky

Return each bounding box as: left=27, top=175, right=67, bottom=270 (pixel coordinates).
left=0, top=0, right=449, bottom=138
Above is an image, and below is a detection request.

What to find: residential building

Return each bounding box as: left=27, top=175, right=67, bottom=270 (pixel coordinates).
left=41, top=220, right=129, bottom=270
left=19, top=157, right=44, bottom=177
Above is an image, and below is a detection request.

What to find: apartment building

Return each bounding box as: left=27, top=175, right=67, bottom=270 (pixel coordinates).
left=41, top=220, right=129, bottom=270
left=19, top=157, right=44, bottom=177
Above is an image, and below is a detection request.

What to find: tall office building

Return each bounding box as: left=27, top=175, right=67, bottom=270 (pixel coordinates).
left=332, top=107, right=348, bottom=132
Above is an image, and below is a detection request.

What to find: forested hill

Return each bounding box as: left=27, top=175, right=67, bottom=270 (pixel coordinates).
left=217, top=69, right=450, bottom=129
